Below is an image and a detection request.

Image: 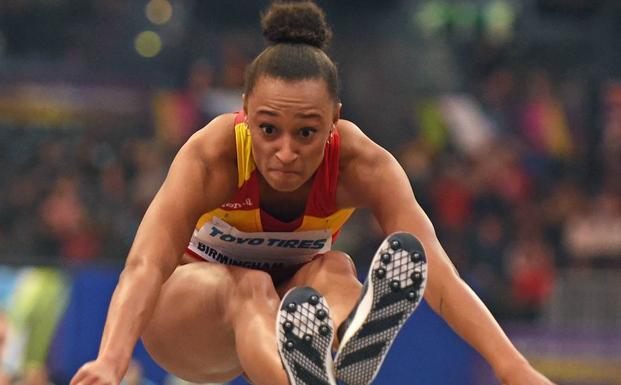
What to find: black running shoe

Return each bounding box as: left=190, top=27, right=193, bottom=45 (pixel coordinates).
left=277, top=287, right=337, bottom=385
left=334, top=232, right=428, bottom=385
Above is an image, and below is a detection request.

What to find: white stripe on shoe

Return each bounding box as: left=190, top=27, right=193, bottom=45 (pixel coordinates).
left=334, top=232, right=428, bottom=385
left=276, top=287, right=337, bottom=385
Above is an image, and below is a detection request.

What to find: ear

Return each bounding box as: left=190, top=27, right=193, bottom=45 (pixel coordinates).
left=332, top=102, right=342, bottom=126
left=242, top=93, right=248, bottom=116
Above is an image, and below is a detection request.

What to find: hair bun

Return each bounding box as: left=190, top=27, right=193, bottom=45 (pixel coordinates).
left=261, top=1, right=332, bottom=50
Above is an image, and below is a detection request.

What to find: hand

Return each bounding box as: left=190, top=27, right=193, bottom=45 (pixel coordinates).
left=499, top=362, right=556, bottom=385
left=70, top=359, right=123, bottom=385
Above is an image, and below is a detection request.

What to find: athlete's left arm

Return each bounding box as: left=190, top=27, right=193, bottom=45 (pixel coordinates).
left=338, top=122, right=554, bottom=385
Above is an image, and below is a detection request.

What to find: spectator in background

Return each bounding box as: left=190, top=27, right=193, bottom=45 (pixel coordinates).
left=471, top=143, right=532, bottom=206
left=154, top=59, right=214, bottom=148
left=97, top=160, right=138, bottom=259
left=130, top=140, right=167, bottom=216
left=521, top=70, right=573, bottom=161
left=520, top=70, right=574, bottom=185
left=467, top=213, right=510, bottom=312
left=204, top=43, right=251, bottom=117
left=431, top=157, right=473, bottom=234
left=39, top=176, right=101, bottom=263
left=479, top=66, right=520, bottom=137
left=564, top=189, right=621, bottom=267
left=505, top=205, right=557, bottom=320
left=541, top=178, right=587, bottom=267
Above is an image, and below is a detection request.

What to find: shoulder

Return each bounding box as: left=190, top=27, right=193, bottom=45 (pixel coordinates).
left=337, top=119, right=395, bottom=172
left=182, top=113, right=237, bottom=167
left=165, top=113, right=239, bottom=212
left=335, top=119, right=399, bottom=208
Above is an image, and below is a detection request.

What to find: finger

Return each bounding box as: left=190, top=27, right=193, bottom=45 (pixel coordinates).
left=75, top=375, right=100, bottom=385
left=70, top=370, right=87, bottom=385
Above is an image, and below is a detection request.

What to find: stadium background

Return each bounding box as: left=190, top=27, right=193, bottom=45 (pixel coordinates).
left=0, top=0, right=620, bottom=384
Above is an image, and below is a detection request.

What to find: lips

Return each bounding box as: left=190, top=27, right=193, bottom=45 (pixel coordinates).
left=269, top=169, right=299, bottom=176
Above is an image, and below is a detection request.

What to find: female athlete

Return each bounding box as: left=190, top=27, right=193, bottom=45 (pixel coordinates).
left=71, top=2, right=555, bottom=385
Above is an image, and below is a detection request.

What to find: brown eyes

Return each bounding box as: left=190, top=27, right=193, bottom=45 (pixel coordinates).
left=259, top=124, right=317, bottom=139
left=260, top=124, right=276, bottom=135
left=300, top=127, right=317, bottom=138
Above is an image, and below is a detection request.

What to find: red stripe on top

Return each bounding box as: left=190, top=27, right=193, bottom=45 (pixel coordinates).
left=306, top=130, right=340, bottom=217
left=260, top=209, right=303, bottom=232
left=227, top=172, right=260, bottom=209
left=234, top=111, right=246, bottom=125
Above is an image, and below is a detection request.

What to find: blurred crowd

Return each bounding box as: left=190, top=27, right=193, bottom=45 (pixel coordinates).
left=1, top=1, right=621, bottom=385
left=2, top=60, right=621, bottom=385
left=0, top=0, right=620, bottom=314
left=397, top=69, right=621, bottom=320
left=1, top=56, right=620, bottom=321
left=0, top=123, right=170, bottom=265
left=341, top=64, right=621, bottom=320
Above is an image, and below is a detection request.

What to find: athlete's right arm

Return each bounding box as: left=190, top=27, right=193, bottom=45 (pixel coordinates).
left=70, top=114, right=238, bottom=385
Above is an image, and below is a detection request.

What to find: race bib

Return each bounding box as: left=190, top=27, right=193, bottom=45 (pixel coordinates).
left=188, top=217, right=332, bottom=270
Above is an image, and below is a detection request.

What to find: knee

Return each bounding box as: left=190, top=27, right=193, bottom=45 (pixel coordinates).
left=228, top=269, right=280, bottom=326
left=315, top=251, right=357, bottom=277
left=234, top=269, right=279, bottom=303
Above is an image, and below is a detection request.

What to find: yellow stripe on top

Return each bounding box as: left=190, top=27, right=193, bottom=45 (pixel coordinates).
left=195, top=208, right=263, bottom=233
left=235, top=120, right=255, bottom=187
left=298, top=210, right=354, bottom=234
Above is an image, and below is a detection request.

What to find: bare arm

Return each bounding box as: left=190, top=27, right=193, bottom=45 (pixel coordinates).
left=338, top=121, right=552, bottom=384
left=72, top=115, right=238, bottom=384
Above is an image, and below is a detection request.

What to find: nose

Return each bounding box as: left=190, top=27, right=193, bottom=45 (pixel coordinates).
left=275, top=137, right=298, bottom=165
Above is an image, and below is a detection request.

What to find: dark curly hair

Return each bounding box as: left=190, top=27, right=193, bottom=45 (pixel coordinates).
left=244, top=1, right=339, bottom=101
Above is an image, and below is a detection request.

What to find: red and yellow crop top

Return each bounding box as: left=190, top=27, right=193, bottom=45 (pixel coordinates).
left=186, top=112, right=355, bottom=271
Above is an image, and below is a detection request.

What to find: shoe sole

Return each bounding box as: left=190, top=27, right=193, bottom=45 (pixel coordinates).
left=334, top=232, right=428, bottom=385
left=276, top=287, right=337, bottom=385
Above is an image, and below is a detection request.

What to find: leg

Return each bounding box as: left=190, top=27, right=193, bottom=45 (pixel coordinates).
left=141, top=260, right=289, bottom=385
left=282, top=233, right=428, bottom=385
left=228, top=268, right=291, bottom=385
left=280, top=251, right=362, bottom=343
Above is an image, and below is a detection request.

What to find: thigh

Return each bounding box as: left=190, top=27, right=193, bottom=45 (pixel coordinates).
left=277, top=251, right=362, bottom=331
left=142, top=259, right=243, bottom=383
left=278, top=251, right=358, bottom=295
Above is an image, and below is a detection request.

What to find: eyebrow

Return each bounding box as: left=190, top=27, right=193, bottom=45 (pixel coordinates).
left=295, top=111, right=323, bottom=119
left=256, top=109, right=323, bottom=120
left=256, top=109, right=279, bottom=117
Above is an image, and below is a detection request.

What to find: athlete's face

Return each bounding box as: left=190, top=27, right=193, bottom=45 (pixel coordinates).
left=244, top=76, right=340, bottom=192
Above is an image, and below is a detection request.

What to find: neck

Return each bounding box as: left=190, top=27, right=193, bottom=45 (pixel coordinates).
left=258, top=173, right=314, bottom=222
